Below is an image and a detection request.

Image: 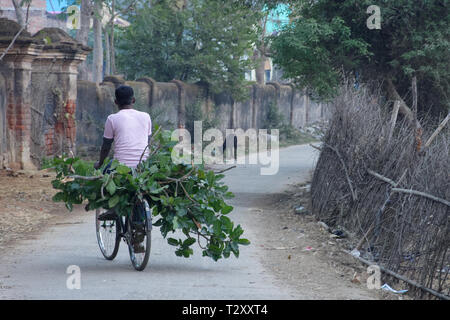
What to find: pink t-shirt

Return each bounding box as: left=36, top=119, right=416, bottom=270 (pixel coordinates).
left=103, top=109, right=152, bottom=168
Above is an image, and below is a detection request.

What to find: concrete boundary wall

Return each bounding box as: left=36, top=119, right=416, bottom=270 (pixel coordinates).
left=76, top=75, right=329, bottom=154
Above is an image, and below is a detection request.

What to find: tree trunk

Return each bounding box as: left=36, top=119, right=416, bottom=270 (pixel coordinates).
left=110, top=28, right=116, bottom=74
left=110, top=0, right=116, bottom=74
left=253, top=49, right=265, bottom=85
left=11, top=0, right=25, bottom=27
left=411, top=76, right=422, bottom=152
left=254, top=12, right=268, bottom=85
left=386, top=78, right=421, bottom=129
left=104, top=28, right=111, bottom=76
left=93, top=1, right=103, bottom=83
left=76, top=0, right=92, bottom=81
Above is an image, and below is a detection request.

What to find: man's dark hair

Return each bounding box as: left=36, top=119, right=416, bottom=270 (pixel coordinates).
left=115, top=85, right=134, bottom=106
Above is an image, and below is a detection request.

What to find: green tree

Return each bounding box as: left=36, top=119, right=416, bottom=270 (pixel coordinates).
left=266, top=0, right=450, bottom=117
left=117, top=0, right=263, bottom=100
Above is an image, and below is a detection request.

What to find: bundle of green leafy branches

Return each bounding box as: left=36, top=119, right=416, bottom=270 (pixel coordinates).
left=49, top=126, right=249, bottom=261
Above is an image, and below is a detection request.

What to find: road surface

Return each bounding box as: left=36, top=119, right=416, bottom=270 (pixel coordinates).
left=0, top=144, right=320, bottom=299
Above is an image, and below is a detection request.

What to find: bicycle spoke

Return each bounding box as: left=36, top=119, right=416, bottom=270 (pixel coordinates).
left=96, top=209, right=120, bottom=260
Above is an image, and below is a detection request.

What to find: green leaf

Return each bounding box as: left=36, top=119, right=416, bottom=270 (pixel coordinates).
left=182, top=248, right=193, bottom=257
left=176, top=206, right=187, bottom=216
left=206, top=170, right=215, bottom=185
left=220, top=216, right=233, bottom=232
left=65, top=202, right=73, bottom=211
left=116, top=165, right=130, bottom=175
left=183, top=238, right=196, bottom=247
left=213, top=220, right=222, bottom=235
left=238, top=238, right=250, bottom=245
left=149, top=165, right=158, bottom=174
left=52, top=192, right=65, bottom=202
left=221, top=204, right=233, bottom=215
left=108, top=195, right=120, bottom=208
left=106, top=179, right=117, bottom=195
left=168, top=238, right=179, bottom=246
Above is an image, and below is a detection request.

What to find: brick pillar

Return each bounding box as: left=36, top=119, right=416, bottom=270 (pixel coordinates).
left=137, top=77, right=158, bottom=108
left=304, top=92, right=310, bottom=125
left=0, top=19, right=43, bottom=169
left=32, top=28, right=91, bottom=157
left=171, top=80, right=186, bottom=128
left=286, top=84, right=295, bottom=126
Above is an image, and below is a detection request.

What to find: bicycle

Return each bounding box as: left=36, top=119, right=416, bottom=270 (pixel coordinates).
left=95, top=198, right=152, bottom=271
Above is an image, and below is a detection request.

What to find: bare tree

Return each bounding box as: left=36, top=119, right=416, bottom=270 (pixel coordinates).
left=92, top=0, right=103, bottom=83
left=76, top=0, right=92, bottom=81
left=11, top=0, right=26, bottom=27
left=253, top=11, right=269, bottom=85
left=104, top=26, right=111, bottom=76
left=103, top=0, right=136, bottom=76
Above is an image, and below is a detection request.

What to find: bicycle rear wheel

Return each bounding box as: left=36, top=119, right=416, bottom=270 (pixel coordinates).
left=127, top=200, right=151, bottom=271
left=96, top=209, right=120, bottom=260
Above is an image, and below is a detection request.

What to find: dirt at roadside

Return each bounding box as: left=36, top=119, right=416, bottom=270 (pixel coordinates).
left=242, top=180, right=409, bottom=300
left=0, top=169, right=73, bottom=249
left=0, top=167, right=410, bottom=300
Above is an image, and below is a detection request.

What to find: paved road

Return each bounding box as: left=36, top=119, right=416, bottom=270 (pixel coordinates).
left=0, top=144, right=319, bottom=299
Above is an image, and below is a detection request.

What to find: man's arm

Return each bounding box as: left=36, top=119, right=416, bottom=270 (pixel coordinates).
left=95, top=137, right=114, bottom=169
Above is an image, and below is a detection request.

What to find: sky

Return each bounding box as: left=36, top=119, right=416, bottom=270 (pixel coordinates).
left=46, top=0, right=290, bottom=33
left=46, top=0, right=68, bottom=13
left=266, top=4, right=290, bottom=35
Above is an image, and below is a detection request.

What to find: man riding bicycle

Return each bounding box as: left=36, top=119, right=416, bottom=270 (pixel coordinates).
left=94, top=85, right=152, bottom=252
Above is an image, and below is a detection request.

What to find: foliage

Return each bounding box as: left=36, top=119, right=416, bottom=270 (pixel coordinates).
left=263, top=102, right=286, bottom=130
left=49, top=125, right=250, bottom=261
left=185, top=99, right=219, bottom=144
left=116, top=0, right=264, bottom=101
left=263, top=102, right=314, bottom=144
left=267, top=0, right=450, bottom=115
left=271, top=15, right=370, bottom=99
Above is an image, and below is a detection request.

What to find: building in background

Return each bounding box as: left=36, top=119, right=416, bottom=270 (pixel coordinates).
left=0, top=0, right=68, bottom=34
left=245, top=4, right=290, bottom=84
left=266, top=4, right=290, bottom=83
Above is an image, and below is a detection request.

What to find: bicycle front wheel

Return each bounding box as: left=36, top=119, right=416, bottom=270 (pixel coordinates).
left=127, top=200, right=151, bottom=271
left=96, top=209, right=120, bottom=260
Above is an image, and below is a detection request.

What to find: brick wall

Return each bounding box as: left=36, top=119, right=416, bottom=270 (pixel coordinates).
left=0, top=18, right=90, bottom=169
left=0, top=0, right=65, bottom=34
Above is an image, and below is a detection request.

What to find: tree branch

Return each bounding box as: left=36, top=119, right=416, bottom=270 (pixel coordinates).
left=423, top=112, right=450, bottom=149
left=368, top=169, right=449, bottom=207
left=323, top=143, right=358, bottom=201
left=11, top=0, right=25, bottom=27
left=391, top=188, right=450, bottom=207
left=344, top=249, right=449, bottom=300
left=214, top=165, right=236, bottom=174
left=0, top=21, right=29, bottom=61
left=387, top=101, right=400, bottom=144
left=386, top=78, right=422, bottom=130
left=69, top=175, right=104, bottom=180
